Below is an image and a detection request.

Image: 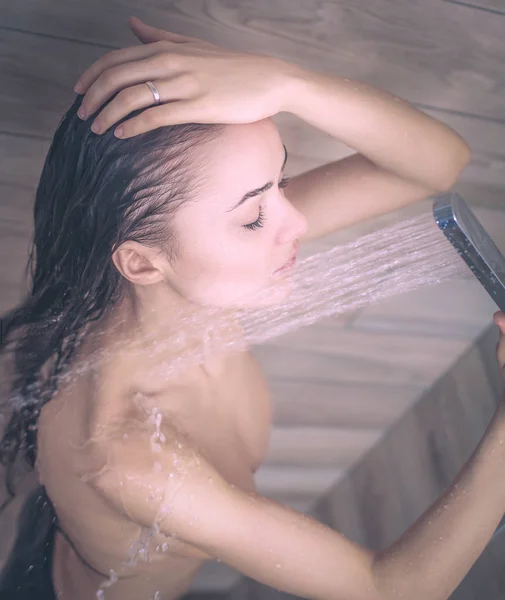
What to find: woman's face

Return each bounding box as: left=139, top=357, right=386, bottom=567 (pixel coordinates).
left=165, top=119, right=308, bottom=308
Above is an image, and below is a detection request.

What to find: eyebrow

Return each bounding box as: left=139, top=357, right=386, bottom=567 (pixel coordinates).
left=227, top=145, right=288, bottom=212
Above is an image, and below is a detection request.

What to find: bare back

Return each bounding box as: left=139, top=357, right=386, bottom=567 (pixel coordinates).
left=36, top=322, right=272, bottom=600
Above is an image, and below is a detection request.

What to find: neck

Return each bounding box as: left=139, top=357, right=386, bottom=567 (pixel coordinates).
left=103, top=282, right=247, bottom=383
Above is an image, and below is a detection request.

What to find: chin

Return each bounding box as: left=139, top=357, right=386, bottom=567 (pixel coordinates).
left=188, top=272, right=295, bottom=311
left=234, top=274, right=295, bottom=309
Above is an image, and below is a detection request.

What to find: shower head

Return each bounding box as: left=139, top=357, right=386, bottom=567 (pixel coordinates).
left=433, top=192, right=505, bottom=312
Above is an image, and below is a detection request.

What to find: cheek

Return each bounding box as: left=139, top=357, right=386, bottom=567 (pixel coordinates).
left=198, top=226, right=271, bottom=273
left=207, top=242, right=271, bottom=288
left=177, top=235, right=275, bottom=305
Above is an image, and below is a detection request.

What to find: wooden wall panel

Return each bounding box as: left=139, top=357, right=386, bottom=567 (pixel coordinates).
left=2, top=0, right=505, bottom=119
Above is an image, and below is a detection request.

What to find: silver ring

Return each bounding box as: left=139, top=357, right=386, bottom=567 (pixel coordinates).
left=145, top=80, right=161, bottom=105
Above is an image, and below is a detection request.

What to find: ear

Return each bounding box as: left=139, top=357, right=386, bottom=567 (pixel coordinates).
left=112, top=240, right=166, bottom=285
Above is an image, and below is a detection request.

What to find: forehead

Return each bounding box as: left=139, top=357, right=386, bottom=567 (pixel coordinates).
left=173, top=119, right=285, bottom=226
left=203, top=119, right=284, bottom=186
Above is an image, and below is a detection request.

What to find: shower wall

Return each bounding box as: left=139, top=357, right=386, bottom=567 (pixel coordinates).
left=227, top=321, right=505, bottom=599
left=1, top=1, right=505, bottom=598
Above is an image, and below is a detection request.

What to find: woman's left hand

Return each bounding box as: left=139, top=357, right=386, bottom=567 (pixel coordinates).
left=74, top=16, right=300, bottom=138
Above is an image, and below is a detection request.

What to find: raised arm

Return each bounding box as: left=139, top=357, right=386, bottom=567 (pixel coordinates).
left=372, top=397, right=505, bottom=599
left=90, top=393, right=505, bottom=600
left=89, top=422, right=378, bottom=600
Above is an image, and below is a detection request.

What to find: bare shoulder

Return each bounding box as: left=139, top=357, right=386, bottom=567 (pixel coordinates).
left=85, top=405, right=204, bottom=524
left=88, top=410, right=377, bottom=600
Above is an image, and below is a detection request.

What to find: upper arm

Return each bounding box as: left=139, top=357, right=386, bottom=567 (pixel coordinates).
left=287, top=153, right=443, bottom=244
left=91, top=427, right=379, bottom=600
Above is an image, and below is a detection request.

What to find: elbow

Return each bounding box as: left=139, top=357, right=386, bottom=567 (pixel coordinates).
left=364, top=551, right=385, bottom=600
left=436, top=139, right=472, bottom=192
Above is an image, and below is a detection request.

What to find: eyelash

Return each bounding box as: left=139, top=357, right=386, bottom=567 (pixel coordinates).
left=243, top=176, right=290, bottom=231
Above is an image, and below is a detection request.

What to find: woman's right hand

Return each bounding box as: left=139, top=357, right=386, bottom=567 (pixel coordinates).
left=493, top=311, right=505, bottom=383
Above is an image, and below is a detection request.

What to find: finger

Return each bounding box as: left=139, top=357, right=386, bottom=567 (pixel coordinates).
left=496, top=311, right=505, bottom=364
left=78, top=54, right=176, bottom=120
left=494, top=310, right=505, bottom=325
left=74, top=43, right=166, bottom=95
left=128, top=16, right=202, bottom=45
left=497, top=335, right=505, bottom=370
left=494, top=311, right=505, bottom=336
left=90, top=76, right=196, bottom=134
left=113, top=100, right=204, bottom=138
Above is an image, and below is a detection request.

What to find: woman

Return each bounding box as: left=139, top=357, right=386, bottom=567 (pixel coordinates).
left=1, top=15, right=504, bottom=600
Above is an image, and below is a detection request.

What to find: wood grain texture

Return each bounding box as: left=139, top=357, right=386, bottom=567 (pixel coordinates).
left=443, top=0, right=505, bottom=16
left=1, top=0, right=504, bottom=597
left=306, top=324, right=505, bottom=600
left=2, top=0, right=505, bottom=119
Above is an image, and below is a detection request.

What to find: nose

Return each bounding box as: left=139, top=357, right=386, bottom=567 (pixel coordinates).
left=278, top=198, right=308, bottom=244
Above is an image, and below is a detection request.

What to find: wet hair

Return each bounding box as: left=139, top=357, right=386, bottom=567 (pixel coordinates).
left=0, top=93, right=225, bottom=509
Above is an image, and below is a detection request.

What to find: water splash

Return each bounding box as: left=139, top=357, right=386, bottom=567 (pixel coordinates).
left=3, top=212, right=467, bottom=400
left=96, top=569, right=118, bottom=599
left=0, top=209, right=473, bottom=598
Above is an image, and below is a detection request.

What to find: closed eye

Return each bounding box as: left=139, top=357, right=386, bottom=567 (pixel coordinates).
left=242, top=177, right=290, bottom=231
left=229, top=146, right=289, bottom=213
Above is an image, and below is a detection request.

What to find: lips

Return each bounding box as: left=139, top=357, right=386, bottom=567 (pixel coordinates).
left=275, top=241, right=299, bottom=273
left=278, top=256, right=296, bottom=272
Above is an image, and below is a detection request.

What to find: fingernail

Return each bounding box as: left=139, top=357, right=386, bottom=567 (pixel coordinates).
left=74, top=81, right=84, bottom=93
left=115, top=126, right=124, bottom=138
left=78, top=108, right=86, bottom=120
